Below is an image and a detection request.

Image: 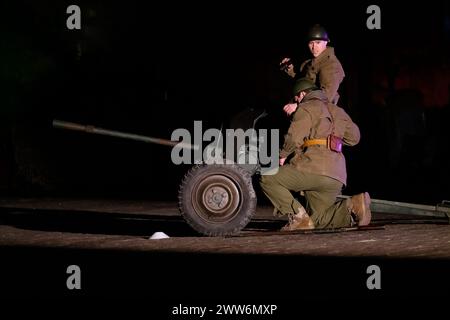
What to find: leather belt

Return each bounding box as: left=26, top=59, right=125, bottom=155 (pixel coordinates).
left=301, top=138, right=327, bottom=148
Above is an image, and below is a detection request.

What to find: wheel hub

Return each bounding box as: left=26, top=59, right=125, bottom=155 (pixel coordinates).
left=192, top=174, right=241, bottom=222
left=205, top=186, right=229, bottom=210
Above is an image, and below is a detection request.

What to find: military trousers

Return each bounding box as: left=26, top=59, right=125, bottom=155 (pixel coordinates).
left=260, top=164, right=352, bottom=229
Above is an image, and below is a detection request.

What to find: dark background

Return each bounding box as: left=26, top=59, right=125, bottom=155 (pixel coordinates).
left=1, top=0, right=449, bottom=205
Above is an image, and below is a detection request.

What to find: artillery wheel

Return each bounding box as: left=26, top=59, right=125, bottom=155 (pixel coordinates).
left=178, top=164, right=257, bottom=236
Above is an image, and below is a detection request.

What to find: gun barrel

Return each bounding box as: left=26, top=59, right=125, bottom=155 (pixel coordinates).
left=52, top=120, right=199, bottom=150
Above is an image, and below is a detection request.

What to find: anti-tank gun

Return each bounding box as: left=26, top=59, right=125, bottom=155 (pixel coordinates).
left=53, top=110, right=272, bottom=236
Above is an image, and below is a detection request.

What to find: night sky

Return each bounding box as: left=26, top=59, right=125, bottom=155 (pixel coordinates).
left=1, top=0, right=449, bottom=205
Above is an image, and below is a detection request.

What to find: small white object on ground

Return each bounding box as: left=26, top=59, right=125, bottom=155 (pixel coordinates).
left=149, top=231, right=170, bottom=240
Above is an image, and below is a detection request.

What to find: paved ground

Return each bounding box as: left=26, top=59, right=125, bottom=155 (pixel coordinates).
left=0, top=210, right=449, bottom=258
left=1, top=198, right=450, bottom=302
left=1, top=197, right=449, bottom=258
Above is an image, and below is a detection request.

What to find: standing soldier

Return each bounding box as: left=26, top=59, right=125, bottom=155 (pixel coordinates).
left=280, top=24, right=345, bottom=105
left=260, top=78, right=371, bottom=231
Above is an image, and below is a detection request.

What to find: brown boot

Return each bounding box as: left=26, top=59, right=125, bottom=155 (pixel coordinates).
left=349, top=192, right=371, bottom=226
left=281, top=207, right=315, bottom=231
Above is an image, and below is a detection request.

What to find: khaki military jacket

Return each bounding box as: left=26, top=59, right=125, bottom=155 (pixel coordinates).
left=280, top=90, right=360, bottom=185
left=300, top=47, right=345, bottom=104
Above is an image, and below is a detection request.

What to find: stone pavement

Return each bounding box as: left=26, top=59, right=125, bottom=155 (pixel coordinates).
left=1, top=198, right=449, bottom=300
left=0, top=198, right=449, bottom=258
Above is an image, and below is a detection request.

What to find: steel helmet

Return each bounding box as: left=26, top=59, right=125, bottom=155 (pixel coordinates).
left=292, top=78, right=317, bottom=96
left=307, top=24, right=330, bottom=42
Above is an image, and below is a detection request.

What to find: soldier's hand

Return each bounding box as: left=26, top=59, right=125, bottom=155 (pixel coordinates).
left=280, top=57, right=295, bottom=78
left=280, top=57, right=291, bottom=65
left=283, top=103, right=298, bottom=116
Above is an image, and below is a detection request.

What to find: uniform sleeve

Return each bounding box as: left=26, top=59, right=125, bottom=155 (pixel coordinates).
left=279, top=108, right=312, bottom=158
left=300, top=60, right=309, bottom=71
left=319, top=60, right=345, bottom=103
left=342, top=119, right=360, bottom=146
left=330, top=106, right=360, bottom=146
left=340, top=111, right=360, bottom=146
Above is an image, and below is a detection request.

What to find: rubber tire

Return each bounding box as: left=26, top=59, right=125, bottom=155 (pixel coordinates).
left=178, top=164, right=257, bottom=236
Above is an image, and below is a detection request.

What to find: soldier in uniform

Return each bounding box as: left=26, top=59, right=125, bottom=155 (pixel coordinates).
left=280, top=24, right=345, bottom=105
left=260, top=78, right=371, bottom=231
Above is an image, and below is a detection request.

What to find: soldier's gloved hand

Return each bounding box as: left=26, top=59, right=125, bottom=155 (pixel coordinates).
left=283, top=103, right=298, bottom=116
left=279, top=157, right=286, bottom=166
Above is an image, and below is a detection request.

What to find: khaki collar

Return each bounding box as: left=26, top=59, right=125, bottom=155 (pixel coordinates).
left=312, top=47, right=335, bottom=65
